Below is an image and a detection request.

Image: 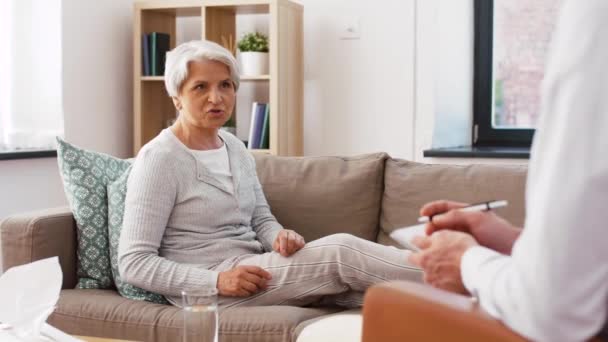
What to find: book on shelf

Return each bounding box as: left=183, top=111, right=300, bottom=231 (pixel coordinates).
left=151, top=32, right=170, bottom=76
left=252, top=103, right=267, bottom=149
left=247, top=102, right=268, bottom=149
left=141, top=33, right=150, bottom=76
left=247, top=102, right=258, bottom=148
left=141, top=32, right=170, bottom=76
left=260, top=105, right=270, bottom=149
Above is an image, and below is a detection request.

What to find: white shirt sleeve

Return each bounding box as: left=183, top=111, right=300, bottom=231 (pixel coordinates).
left=461, top=1, right=608, bottom=340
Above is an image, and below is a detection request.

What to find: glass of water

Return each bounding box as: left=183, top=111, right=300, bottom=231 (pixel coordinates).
left=182, top=288, right=219, bottom=342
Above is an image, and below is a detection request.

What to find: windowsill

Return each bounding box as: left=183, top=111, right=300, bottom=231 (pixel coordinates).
left=423, top=146, right=530, bottom=159
left=0, top=149, right=57, bottom=161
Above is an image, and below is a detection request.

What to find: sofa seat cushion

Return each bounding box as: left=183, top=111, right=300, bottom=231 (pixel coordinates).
left=49, top=289, right=341, bottom=342
left=253, top=153, right=389, bottom=242
left=379, top=159, right=528, bottom=246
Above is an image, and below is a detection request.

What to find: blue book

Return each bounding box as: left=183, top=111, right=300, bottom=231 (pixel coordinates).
left=251, top=103, right=267, bottom=149
left=260, top=105, right=270, bottom=149
left=150, top=33, right=156, bottom=76
left=150, top=32, right=170, bottom=76
left=142, top=33, right=150, bottom=76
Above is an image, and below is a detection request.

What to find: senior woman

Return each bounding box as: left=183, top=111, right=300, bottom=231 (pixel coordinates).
left=118, top=40, right=421, bottom=308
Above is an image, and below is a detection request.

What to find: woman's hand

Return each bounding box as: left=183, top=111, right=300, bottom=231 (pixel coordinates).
left=420, top=200, right=522, bottom=254
left=273, top=229, right=305, bottom=257
left=217, top=266, right=272, bottom=297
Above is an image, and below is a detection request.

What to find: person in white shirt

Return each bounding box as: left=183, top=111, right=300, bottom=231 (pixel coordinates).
left=408, top=0, right=608, bottom=340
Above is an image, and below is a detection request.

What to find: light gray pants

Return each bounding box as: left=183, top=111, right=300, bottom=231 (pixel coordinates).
left=213, top=233, right=423, bottom=309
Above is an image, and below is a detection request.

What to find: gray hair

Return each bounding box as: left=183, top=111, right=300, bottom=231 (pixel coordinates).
left=164, top=40, right=240, bottom=97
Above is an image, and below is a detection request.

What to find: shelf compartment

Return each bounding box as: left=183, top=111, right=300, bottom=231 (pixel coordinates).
left=141, top=76, right=165, bottom=81
left=133, top=0, right=303, bottom=156
left=135, top=82, right=176, bottom=152
left=241, top=75, right=270, bottom=81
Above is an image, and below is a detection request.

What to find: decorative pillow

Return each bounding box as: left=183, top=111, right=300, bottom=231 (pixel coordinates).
left=56, top=138, right=131, bottom=289
left=107, top=168, right=169, bottom=304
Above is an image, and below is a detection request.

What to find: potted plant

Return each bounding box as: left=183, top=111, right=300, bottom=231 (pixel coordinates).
left=237, top=32, right=269, bottom=76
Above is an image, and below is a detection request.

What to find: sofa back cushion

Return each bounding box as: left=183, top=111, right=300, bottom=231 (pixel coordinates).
left=254, top=153, right=388, bottom=242
left=379, top=159, right=528, bottom=246
left=56, top=138, right=131, bottom=289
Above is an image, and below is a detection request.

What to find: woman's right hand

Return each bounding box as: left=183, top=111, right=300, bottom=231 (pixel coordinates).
left=217, top=266, right=272, bottom=297
left=420, top=200, right=521, bottom=254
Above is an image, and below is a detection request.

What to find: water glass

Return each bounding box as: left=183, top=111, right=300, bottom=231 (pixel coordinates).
left=182, top=288, right=219, bottom=342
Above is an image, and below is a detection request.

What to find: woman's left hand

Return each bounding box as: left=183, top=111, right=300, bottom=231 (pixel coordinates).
left=273, top=229, right=305, bottom=257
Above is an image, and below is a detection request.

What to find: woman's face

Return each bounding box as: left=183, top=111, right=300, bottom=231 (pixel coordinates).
left=174, top=59, right=236, bottom=130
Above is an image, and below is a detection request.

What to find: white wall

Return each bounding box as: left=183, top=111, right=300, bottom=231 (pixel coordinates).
left=429, top=1, right=474, bottom=150
left=415, top=0, right=474, bottom=161
left=301, top=0, right=416, bottom=158
left=0, top=0, right=133, bottom=221
left=62, top=0, right=133, bottom=157
left=0, top=159, right=67, bottom=217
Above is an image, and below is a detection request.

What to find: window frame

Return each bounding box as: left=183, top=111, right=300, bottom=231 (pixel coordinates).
left=473, top=0, right=535, bottom=147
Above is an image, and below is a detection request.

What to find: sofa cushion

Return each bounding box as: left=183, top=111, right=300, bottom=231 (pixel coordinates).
left=56, top=138, right=131, bottom=289
left=49, top=289, right=340, bottom=342
left=253, top=153, right=389, bottom=242
left=379, top=159, right=527, bottom=246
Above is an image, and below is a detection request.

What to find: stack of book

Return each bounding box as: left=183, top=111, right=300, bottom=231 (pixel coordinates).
left=248, top=102, right=270, bottom=149
left=141, top=32, right=170, bottom=76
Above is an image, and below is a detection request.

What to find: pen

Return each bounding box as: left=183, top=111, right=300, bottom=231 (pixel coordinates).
left=417, top=200, right=509, bottom=223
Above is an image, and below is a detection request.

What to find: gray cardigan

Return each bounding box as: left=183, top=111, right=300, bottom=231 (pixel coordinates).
left=118, top=129, right=283, bottom=300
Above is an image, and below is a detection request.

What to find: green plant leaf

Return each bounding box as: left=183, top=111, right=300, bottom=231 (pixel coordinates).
left=237, top=32, right=269, bottom=52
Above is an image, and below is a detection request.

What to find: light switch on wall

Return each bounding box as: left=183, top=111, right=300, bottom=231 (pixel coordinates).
left=339, top=16, right=361, bottom=40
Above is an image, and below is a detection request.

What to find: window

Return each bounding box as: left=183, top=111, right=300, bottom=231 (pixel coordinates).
left=473, top=0, right=561, bottom=147
left=0, top=0, right=63, bottom=156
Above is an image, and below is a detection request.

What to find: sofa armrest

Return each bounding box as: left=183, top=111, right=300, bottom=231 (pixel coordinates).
left=362, top=281, right=526, bottom=342
left=1, top=207, right=77, bottom=289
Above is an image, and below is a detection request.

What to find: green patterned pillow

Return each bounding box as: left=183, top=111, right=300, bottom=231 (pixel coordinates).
left=56, top=138, right=131, bottom=289
left=108, top=168, right=169, bottom=304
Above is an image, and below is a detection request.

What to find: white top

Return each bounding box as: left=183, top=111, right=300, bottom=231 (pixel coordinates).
left=461, top=0, right=608, bottom=340
left=190, top=142, right=234, bottom=194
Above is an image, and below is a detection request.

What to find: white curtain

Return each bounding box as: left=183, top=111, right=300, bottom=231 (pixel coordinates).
left=0, top=0, right=64, bottom=151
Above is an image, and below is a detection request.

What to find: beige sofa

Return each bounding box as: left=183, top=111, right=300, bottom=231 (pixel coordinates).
left=1, top=153, right=528, bottom=342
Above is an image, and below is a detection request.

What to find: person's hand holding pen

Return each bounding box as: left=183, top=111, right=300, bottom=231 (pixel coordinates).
left=419, top=200, right=522, bottom=255
left=408, top=200, right=523, bottom=294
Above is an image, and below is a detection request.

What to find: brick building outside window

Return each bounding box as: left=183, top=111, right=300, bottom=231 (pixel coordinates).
left=493, top=0, right=562, bottom=129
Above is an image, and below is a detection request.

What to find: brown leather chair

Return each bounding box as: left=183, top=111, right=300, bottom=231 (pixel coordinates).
left=362, top=281, right=602, bottom=342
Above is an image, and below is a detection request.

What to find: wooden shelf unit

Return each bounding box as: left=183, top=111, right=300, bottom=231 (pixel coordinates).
left=133, top=0, right=303, bottom=156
